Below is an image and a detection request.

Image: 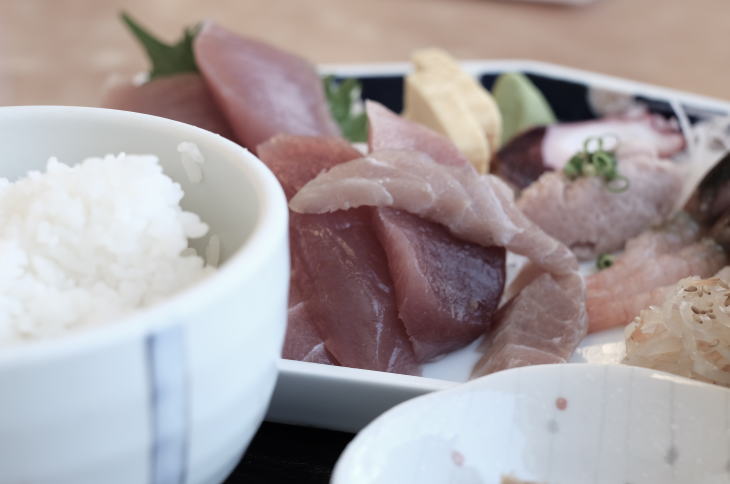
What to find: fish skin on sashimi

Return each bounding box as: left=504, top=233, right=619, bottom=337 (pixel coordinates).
left=102, top=73, right=234, bottom=138
left=373, top=208, right=505, bottom=362
left=257, top=135, right=419, bottom=375
left=194, top=22, right=339, bottom=151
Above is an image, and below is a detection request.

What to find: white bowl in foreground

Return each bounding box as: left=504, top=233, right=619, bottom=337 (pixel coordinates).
left=333, top=363, right=730, bottom=484
left=0, top=106, right=289, bottom=484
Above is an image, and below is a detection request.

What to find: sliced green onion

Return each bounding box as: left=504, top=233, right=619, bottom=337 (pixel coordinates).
left=562, top=134, right=629, bottom=193
left=596, top=253, right=615, bottom=270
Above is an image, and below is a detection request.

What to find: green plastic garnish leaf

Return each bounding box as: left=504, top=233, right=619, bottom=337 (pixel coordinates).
left=323, top=75, right=368, bottom=143
left=596, top=253, right=614, bottom=270
left=493, top=72, right=557, bottom=145
left=121, top=12, right=200, bottom=81
left=563, top=136, right=629, bottom=193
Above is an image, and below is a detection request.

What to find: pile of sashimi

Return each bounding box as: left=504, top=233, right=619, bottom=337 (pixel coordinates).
left=106, top=14, right=730, bottom=384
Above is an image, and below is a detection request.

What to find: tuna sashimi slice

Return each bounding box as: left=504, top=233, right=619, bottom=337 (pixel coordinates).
left=257, top=135, right=362, bottom=199
left=289, top=149, right=576, bottom=275
left=587, top=216, right=727, bottom=332
left=194, top=22, right=339, bottom=151
left=293, top=209, right=420, bottom=374
left=257, top=135, right=419, bottom=375
left=367, top=100, right=470, bottom=167
left=289, top=148, right=587, bottom=373
left=373, top=208, right=505, bottom=362
left=102, top=73, right=234, bottom=138
left=517, top=147, right=685, bottom=260
left=283, top=302, right=337, bottom=365
left=472, top=271, right=586, bottom=377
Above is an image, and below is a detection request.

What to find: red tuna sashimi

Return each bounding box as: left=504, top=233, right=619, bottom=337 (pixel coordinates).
left=257, top=135, right=419, bottom=374
left=289, top=149, right=576, bottom=275
left=587, top=216, right=727, bottom=332
left=367, top=102, right=506, bottom=362
left=102, top=73, right=234, bottom=138
left=283, top=302, right=337, bottom=365
left=367, top=100, right=469, bottom=167
left=194, top=22, right=339, bottom=151
left=517, top=147, right=685, bottom=260
left=373, top=208, right=505, bottom=362
left=289, top=149, right=587, bottom=373
left=293, top=208, right=419, bottom=374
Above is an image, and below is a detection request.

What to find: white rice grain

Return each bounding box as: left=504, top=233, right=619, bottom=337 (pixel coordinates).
left=178, top=141, right=205, bottom=184
left=205, top=234, right=221, bottom=268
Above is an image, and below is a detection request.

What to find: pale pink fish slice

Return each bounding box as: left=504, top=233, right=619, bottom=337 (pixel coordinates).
left=472, top=271, right=586, bottom=378
left=587, top=238, right=727, bottom=332
left=517, top=149, right=685, bottom=260
left=289, top=149, right=576, bottom=275
left=102, top=73, right=234, bottom=138
left=367, top=100, right=470, bottom=167
left=194, top=22, right=339, bottom=151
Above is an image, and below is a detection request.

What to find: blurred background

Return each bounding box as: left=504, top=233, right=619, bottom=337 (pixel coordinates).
left=0, top=0, right=727, bottom=106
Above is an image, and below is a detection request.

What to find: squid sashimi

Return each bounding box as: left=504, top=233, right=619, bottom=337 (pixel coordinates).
left=258, top=135, right=420, bottom=374
left=102, top=73, right=234, bottom=138
left=194, top=22, right=339, bottom=151
left=517, top=146, right=685, bottom=260
left=586, top=216, right=727, bottom=332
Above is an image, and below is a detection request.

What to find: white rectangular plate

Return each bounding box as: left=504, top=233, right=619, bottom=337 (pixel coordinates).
left=265, top=60, right=730, bottom=433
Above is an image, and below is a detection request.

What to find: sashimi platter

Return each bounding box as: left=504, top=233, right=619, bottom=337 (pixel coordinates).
left=111, top=15, right=730, bottom=431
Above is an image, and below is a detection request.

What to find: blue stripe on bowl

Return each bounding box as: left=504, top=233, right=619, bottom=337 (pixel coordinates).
left=145, top=326, right=188, bottom=484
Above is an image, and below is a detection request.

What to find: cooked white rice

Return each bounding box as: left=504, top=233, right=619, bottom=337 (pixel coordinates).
left=0, top=152, right=212, bottom=346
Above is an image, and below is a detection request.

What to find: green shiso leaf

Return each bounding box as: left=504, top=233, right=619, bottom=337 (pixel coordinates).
left=120, top=12, right=199, bottom=81
left=323, top=75, right=368, bottom=143
left=493, top=72, right=557, bottom=145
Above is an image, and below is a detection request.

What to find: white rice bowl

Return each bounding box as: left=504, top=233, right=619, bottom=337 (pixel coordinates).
left=0, top=106, right=289, bottom=484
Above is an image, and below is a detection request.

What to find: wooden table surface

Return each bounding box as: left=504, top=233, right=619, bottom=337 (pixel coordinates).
left=1, top=0, right=728, bottom=106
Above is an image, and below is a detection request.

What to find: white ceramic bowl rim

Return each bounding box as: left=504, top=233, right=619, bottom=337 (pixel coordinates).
left=0, top=105, right=288, bottom=367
